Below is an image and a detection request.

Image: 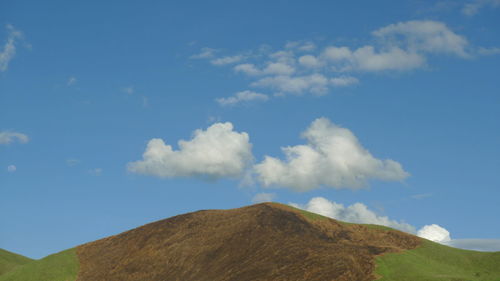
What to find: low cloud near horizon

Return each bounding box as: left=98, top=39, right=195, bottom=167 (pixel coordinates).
left=291, top=197, right=500, bottom=252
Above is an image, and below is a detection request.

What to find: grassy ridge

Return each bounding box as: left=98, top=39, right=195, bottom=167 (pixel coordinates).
left=0, top=249, right=33, bottom=276
left=376, top=239, right=500, bottom=281
left=289, top=204, right=500, bottom=280
left=0, top=249, right=78, bottom=281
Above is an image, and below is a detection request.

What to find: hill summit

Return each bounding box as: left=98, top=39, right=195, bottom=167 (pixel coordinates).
left=75, top=202, right=420, bottom=281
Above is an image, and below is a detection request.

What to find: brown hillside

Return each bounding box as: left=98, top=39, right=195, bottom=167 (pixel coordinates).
left=75, top=203, right=420, bottom=281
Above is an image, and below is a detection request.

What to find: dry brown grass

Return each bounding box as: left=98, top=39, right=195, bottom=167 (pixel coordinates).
left=76, top=203, right=420, bottom=281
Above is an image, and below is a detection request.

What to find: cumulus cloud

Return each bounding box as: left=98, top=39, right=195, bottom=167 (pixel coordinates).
left=128, top=122, right=253, bottom=180
left=7, top=165, right=16, bottom=173
left=254, top=118, right=409, bottom=191
left=252, top=192, right=276, bottom=203
left=417, top=224, right=451, bottom=243
left=298, top=55, right=323, bottom=68
left=216, top=90, right=269, bottom=106
left=462, top=0, right=500, bottom=16
left=323, top=45, right=426, bottom=71
left=0, top=131, right=29, bottom=145
left=290, top=197, right=416, bottom=233
left=372, top=20, right=470, bottom=57
left=234, top=63, right=262, bottom=76
left=0, top=24, right=23, bottom=72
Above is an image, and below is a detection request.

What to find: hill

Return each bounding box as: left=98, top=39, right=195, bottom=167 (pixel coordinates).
left=0, top=249, right=32, bottom=276
left=1, top=202, right=499, bottom=281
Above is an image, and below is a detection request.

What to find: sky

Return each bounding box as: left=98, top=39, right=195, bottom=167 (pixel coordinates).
left=1, top=0, right=500, bottom=259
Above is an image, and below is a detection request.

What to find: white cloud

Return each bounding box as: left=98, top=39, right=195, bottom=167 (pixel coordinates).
left=234, top=62, right=295, bottom=76
left=67, top=76, right=77, bottom=86
left=372, top=20, right=470, bottom=57
left=446, top=239, right=500, bottom=252
left=252, top=74, right=330, bottom=95
left=211, top=55, right=245, bottom=66
left=0, top=24, right=23, bottom=72
left=323, top=45, right=426, bottom=71
left=462, top=0, right=500, bottom=16
left=128, top=122, right=253, bottom=180
left=290, top=197, right=416, bottom=233
left=252, top=192, right=276, bottom=203
left=331, top=76, right=359, bottom=87
left=216, top=90, right=269, bottom=106
left=285, top=41, right=316, bottom=51
left=191, top=20, right=486, bottom=101
left=7, top=165, right=16, bottom=173
left=254, top=118, right=409, bottom=191
left=298, top=55, right=322, bottom=68
left=190, top=47, right=217, bottom=59
left=0, top=131, right=29, bottom=145
left=234, top=63, right=261, bottom=76
left=262, top=62, right=295, bottom=75
left=417, top=224, right=451, bottom=243
left=477, top=47, right=500, bottom=55
left=294, top=197, right=500, bottom=251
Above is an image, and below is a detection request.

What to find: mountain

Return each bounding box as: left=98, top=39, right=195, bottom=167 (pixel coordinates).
left=1, top=202, right=499, bottom=281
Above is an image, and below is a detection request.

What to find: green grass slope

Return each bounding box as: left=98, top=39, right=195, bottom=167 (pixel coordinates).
left=376, top=239, right=500, bottom=281
left=0, top=249, right=78, bottom=281
left=0, top=249, right=33, bottom=276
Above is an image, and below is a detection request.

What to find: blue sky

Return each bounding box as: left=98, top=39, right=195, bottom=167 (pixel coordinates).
left=1, top=0, right=500, bottom=258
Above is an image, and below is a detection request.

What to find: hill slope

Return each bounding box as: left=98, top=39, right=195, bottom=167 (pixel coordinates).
left=2, top=202, right=500, bottom=281
left=0, top=249, right=78, bottom=281
left=75, top=203, right=420, bottom=281
left=0, top=249, right=32, bottom=276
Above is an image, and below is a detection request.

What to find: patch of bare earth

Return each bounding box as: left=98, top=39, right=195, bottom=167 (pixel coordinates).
left=76, top=203, right=420, bottom=281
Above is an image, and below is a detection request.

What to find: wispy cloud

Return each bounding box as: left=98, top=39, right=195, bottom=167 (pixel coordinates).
left=411, top=193, right=433, bottom=199
left=122, top=86, right=134, bottom=94
left=462, top=0, right=500, bottom=16
left=67, top=76, right=77, bottom=86
left=190, top=47, right=217, bottom=59
left=0, top=24, right=23, bottom=72
left=66, top=159, right=80, bottom=167
left=0, top=131, right=29, bottom=145
left=252, top=192, right=276, bottom=203
left=191, top=20, right=491, bottom=100
left=7, top=165, right=16, bottom=173
left=216, top=90, right=269, bottom=106
left=89, top=168, right=103, bottom=176
left=211, top=55, right=245, bottom=66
